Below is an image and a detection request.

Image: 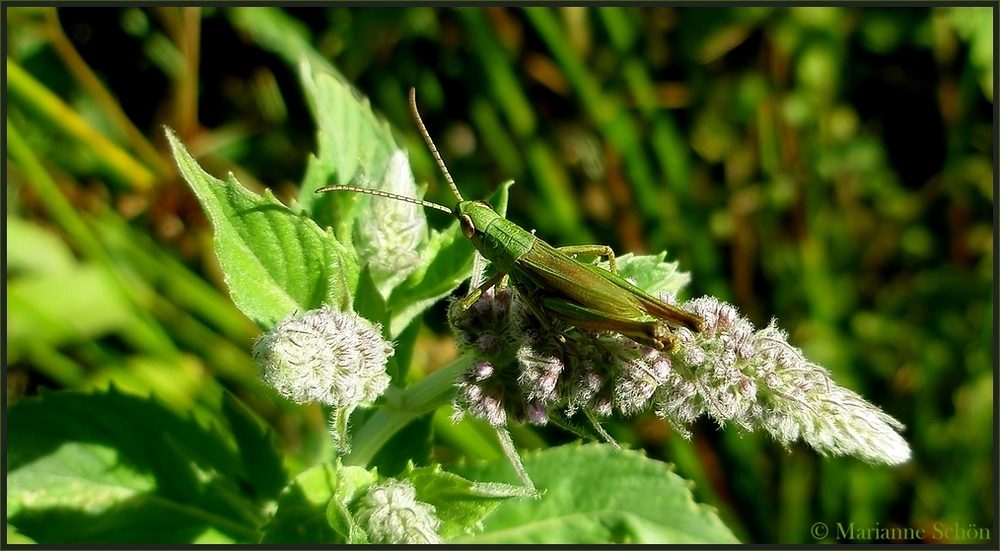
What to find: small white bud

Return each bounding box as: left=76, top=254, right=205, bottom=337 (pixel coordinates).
left=252, top=306, right=393, bottom=409
left=354, top=479, right=442, bottom=544
left=253, top=306, right=394, bottom=455
left=356, top=150, right=427, bottom=297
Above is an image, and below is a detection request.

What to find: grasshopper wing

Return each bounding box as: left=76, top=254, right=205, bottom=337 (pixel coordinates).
left=512, top=239, right=704, bottom=332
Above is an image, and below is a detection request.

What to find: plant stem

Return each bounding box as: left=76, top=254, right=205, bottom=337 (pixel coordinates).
left=344, top=356, right=472, bottom=466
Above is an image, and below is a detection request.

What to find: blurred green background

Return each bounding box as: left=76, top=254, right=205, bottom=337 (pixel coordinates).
left=5, top=6, right=994, bottom=543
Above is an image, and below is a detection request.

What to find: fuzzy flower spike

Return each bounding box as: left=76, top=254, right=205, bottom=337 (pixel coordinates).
left=657, top=296, right=910, bottom=465
left=449, top=253, right=911, bottom=479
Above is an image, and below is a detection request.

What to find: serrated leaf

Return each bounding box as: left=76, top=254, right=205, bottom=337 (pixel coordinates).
left=298, top=60, right=398, bottom=227
left=261, top=462, right=378, bottom=544
left=221, top=394, right=287, bottom=501
left=405, top=464, right=536, bottom=540
left=166, top=128, right=359, bottom=330
left=260, top=463, right=341, bottom=544
left=6, top=387, right=262, bottom=544
left=449, top=443, right=738, bottom=544
left=297, top=62, right=436, bottom=304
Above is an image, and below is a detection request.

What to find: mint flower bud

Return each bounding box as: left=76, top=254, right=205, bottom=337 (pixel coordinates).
left=448, top=286, right=520, bottom=361
left=454, top=359, right=516, bottom=427
left=750, top=322, right=911, bottom=465
left=356, top=150, right=427, bottom=297
left=252, top=306, right=393, bottom=453
left=516, top=333, right=566, bottom=405
left=253, top=305, right=393, bottom=407
left=354, top=479, right=442, bottom=544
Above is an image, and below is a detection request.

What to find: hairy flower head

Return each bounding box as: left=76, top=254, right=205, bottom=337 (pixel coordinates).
left=353, top=479, right=442, bottom=544
left=655, top=296, right=911, bottom=465
left=253, top=305, right=393, bottom=407
left=252, top=306, right=394, bottom=453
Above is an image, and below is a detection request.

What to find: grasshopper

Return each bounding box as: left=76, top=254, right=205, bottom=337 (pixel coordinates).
left=317, top=89, right=704, bottom=349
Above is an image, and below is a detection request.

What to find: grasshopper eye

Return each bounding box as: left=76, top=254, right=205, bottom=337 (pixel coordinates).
left=459, top=214, right=476, bottom=239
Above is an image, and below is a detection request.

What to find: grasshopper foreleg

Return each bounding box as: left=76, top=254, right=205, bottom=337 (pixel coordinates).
left=556, top=244, right=617, bottom=274
left=460, top=271, right=506, bottom=311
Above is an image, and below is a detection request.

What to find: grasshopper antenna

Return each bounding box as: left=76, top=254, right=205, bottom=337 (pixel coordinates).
left=409, top=88, right=465, bottom=202
left=314, top=184, right=453, bottom=214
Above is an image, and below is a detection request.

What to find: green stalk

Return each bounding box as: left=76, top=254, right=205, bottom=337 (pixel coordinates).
left=6, top=58, right=157, bottom=190
left=344, top=356, right=471, bottom=466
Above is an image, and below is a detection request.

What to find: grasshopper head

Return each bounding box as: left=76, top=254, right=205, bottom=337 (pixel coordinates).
left=455, top=200, right=501, bottom=240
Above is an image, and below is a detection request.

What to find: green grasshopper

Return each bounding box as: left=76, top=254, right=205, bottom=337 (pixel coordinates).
left=317, top=89, right=704, bottom=349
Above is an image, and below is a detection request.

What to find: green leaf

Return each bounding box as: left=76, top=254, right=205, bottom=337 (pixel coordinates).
left=221, top=394, right=287, bottom=501
left=386, top=223, right=472, bottom=336
left=260, top=463, right=340, bottom=544
left=298, top=61, right=438, bottom=306
left=166, top=128, right=359, bottom=331
left=450, top=443, right=739, bottom=544
left=405, top=464, right=536, bottom=541
left=298, top=60, right=398, bottom=227
left=261, top=462, right=378, bottom=544
left=6, top=387, right=262, bottom=544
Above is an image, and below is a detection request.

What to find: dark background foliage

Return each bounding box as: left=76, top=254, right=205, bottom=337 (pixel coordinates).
left=6, top=6, right=994, bottom=543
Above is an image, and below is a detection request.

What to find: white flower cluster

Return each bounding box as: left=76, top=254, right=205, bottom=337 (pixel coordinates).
left=252, top=305, right=394, bottom=453
left=660, top=296, right=911, bottom=465
left=449, top=282, right=910, bottom=466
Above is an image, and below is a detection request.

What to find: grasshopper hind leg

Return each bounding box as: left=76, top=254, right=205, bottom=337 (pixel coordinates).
left=546, top=409, right=622, bottom=451
left=511, top=284, right=570, bottom=343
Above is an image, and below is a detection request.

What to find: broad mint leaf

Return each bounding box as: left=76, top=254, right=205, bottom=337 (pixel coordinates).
left=221, top=394, right=287, bottom=501
left=297, top=60, right=398, bottom=234
left=167, top=128, right=360, bottom=331
left=450, top=442, right=738, bottom=544
left=298, top=61, right=433, bottom=306
left=260, top=463, right=376, bottom=544
left=6, top=387, right=263, bottom=544
left=404, top=463, right=536, bottom=540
